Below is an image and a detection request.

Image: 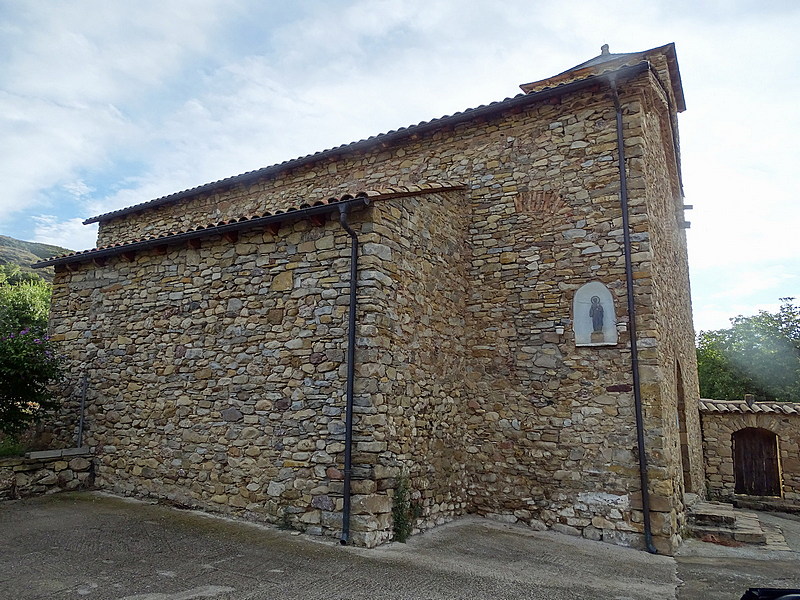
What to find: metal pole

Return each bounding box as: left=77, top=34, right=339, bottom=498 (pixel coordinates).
left=338, top=205, right=359, bottom=545
left=610, top=75, right=658, bottom=554
left=77, top=374, right=88, bottom=448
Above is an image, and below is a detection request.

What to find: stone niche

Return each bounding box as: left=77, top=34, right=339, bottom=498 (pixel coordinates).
left=573, top=281, right=618, bottom=346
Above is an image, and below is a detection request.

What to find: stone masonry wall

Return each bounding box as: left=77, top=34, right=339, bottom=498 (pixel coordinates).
left=702, top=406, right=800, bottom=505
left=51, top=60, right=698, bottom=552
left=50, top=207, right=405, bottom=545
left=629, top=68, right=705, bottom=551
left=453, top=98, right=650, bottom=543
left=367, top=192, right=472, bottom=537
left=0, top=449, right=94, bottom=500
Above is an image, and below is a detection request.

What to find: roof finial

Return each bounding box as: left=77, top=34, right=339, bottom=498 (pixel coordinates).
left=601, top=44, right=610, bottom=55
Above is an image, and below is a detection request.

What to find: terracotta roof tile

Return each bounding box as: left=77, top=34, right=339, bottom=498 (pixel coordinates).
left=35, top=182, right=466, bottom=268
left=699, top=399, right=800, bottom=415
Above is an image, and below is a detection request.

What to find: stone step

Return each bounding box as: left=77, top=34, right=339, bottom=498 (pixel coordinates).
left=690, top=502, right=737, bottom=527
left=692, top=524, right=767, bottom=545
left=688, top=501, right=767, bottom=545
left=734, top=497, right=800, bottom=515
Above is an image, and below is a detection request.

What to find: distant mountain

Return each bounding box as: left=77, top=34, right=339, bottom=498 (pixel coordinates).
left=0, top=235, right=72, bottom=282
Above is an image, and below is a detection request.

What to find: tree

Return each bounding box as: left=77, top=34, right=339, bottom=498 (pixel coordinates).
left=696, top=299, right=800, bottom=402
left=0, top=264, right=43, bottom=286
left=0, top=270, right=63, bottom=439
left=0, top=268, right=50, bottom=335
left=0, top=329, right=63, bottom=437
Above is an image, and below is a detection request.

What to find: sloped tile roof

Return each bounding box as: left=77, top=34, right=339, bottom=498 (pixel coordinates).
left=519, top=42, right=684, bottom=112
left=83, top=61, right=654, bottom=225
left=700, top=399, right=800, bottom=415
left=34, top=182, right=466, bottom=268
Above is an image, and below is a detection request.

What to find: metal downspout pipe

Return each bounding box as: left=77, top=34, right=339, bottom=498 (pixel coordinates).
left=338, top=204, right=359, bottom=545
left=609, top=75, right=658, bottom=554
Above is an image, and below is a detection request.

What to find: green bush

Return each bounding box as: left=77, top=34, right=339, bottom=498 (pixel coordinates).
left=0, top=329, right=64, bottom=437
left=0, top=435, right=24, bottom=457
left=0, top=272, right=51, bottom=336
left=392, top=475, right=422, bottom=542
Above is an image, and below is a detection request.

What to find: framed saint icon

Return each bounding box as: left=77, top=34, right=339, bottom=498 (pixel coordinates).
left=573, top=281, right=618, bottom=346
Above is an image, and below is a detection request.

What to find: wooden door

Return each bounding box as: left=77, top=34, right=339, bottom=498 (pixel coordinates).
left=733, top=428, right=781, bottom=496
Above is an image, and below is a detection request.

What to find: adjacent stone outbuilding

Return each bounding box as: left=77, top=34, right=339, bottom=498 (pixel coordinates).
left=701, top=399, right=800, bottom=507
left=36, top=43, right=703, bottom=553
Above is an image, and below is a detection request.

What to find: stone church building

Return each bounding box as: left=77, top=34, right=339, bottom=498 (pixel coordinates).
left=36, top=43, right=703, bottom=553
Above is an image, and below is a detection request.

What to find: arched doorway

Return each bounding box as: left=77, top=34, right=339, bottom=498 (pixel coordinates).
left=732, top=428, right=782, bottom=496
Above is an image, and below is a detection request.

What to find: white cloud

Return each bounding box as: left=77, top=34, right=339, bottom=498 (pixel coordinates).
left=2, top=1, right=236, bottom=102
left=708, top=268, right=797, bottom=300
left=0, top=0, right=243, bottom=228
left=32, top=216, right=98, bottom=251
left=0, top=91, right=132, bottom=221
left=1, top=0, right=798, bottom=330
left=694, top=300, right=788, bottom=333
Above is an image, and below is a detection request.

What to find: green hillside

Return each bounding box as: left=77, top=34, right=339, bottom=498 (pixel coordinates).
left=0, top=235, right=72, bottom=282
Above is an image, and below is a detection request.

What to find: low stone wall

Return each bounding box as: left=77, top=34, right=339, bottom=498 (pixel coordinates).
left=0, top=448, right=94, bottom=500
left=701, top=400, right=800, bottom=505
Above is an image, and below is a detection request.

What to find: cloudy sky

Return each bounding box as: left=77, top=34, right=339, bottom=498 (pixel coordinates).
left=1, top=0, right=797, bottom=331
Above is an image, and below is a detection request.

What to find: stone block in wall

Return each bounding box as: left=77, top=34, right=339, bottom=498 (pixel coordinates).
left=629, top=492, right=673, bottom=513
left=602, top=529, right=645, bottom=550
left=349, top=529, right=391, bottom=548
left=350, top=513, right=391, bottom=532
left=69, top=457, right=91, bottom=471
left=351, top=494, right=391, bottom=515
left=321, top=511, right=343, bottom=530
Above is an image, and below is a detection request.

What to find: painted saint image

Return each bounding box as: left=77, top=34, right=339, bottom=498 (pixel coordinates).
left=590, top=295, right=604, bottom=332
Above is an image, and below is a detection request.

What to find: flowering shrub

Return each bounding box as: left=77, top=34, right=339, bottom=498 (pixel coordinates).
left=0, top=329, right=63, bottom=437
left=0, top=275, right=51, bottom=335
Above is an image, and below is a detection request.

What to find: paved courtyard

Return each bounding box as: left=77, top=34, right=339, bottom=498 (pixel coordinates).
left=1, top=492, right=799, bottom=599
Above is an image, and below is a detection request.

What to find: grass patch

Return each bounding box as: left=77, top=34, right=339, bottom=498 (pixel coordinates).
left=0, top=437, right=25, bottom=457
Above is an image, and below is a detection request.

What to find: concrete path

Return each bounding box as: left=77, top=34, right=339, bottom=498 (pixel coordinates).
left=1, top=492, right=675, bottom=599
left=2, top=491, right=800, bottom=599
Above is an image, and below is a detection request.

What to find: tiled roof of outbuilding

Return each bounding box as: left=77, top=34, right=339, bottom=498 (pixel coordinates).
left=699, top=399, right=800, bottom=415
left=34, top=182, right=466, bottom=268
